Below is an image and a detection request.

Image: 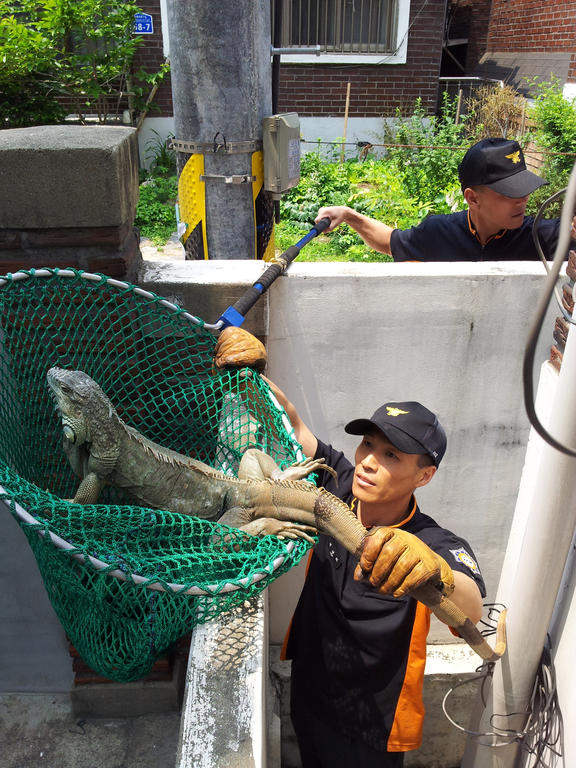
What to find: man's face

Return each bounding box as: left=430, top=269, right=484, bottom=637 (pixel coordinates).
left=471, top=186, right=530, bottom=231
left=352, top=430, right=434, bottom=507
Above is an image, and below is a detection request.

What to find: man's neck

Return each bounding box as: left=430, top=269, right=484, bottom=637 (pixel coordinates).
left=358, top=496, right=415, bottom=528
left=468, top=210, right=506, bottom=247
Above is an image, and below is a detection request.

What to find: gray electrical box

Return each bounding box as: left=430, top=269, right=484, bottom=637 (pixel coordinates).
left=262, top=112, right=301, bottom=199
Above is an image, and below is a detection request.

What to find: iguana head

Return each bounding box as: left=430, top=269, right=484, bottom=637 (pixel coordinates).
left=47, top=367, right=113, bottom=447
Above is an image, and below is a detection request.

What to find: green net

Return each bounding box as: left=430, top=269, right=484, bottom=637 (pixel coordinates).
left=0, top=268, right=312, bottom=682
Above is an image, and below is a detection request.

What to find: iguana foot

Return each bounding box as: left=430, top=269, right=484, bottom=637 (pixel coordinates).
left=273, top=456, right=338, bottom=483
left=237, top=449, right=338, bottom=484
left=240, top=518, right=318, bottom=543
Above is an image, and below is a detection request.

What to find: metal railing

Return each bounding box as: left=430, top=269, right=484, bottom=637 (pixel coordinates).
left=438, top=75, right=504, bottom=102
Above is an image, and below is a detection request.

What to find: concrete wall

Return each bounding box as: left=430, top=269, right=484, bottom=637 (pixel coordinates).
left=0, top=125, right=142, bottom=279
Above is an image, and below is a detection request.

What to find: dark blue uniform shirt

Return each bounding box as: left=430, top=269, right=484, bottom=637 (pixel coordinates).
left=390, top=210, right=560, bottom=262
left=286, top=439, right=486, bottom=753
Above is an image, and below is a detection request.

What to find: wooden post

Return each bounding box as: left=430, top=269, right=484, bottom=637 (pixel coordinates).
left=341, top=81, right=351, bottom=164
left=455, top=88, right=463, bottom=125
left=520, top=98, right=527, bottom=137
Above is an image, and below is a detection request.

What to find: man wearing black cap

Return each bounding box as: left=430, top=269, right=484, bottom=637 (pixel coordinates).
left=315, top=137, right=568, bottom=261
left=214, top=330, right=485, bottom=767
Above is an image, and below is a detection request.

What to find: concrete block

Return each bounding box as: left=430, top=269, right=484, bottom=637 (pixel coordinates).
left=70, top=652, right=186, bottom=719
left=176, top=594, right=267, bottom=768
left=0, top=125, right=140, bottom=228
left=139, top=260, right=269, bottom=338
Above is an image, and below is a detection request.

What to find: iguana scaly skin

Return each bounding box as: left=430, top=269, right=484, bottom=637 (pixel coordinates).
left=47, top=367, right=506, bottom=662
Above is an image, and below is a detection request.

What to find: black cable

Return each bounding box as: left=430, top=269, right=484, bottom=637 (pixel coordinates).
left=523, top=158, right=576, bottom=457
left=531, top=187, right=576, bottom=325
left=442, top=639, right=564, bottom=764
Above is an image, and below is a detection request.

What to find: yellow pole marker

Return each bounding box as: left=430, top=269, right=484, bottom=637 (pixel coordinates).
left=178, top=154, right=209, bottom=260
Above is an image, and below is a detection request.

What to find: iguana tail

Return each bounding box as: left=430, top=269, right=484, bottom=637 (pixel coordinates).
left=312, top=492, right=506, bottom=662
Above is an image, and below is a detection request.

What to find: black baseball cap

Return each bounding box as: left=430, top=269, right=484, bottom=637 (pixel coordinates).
left=345, top=401, right=447, bottom=467
left=458, top=138, right=547, bottom=198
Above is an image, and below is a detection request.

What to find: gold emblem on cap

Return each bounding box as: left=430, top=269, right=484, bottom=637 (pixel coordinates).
left=386, top=406, right=409, bottom=417
left=505, top=150, right=521, bottom=164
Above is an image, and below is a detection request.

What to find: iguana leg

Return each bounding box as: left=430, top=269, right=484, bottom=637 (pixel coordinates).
left=239, top=518, right=318, bottom=543
left=237, top=449, right=337, bottom=483
left=72, top=472, right=104, bottom=504
left=218, top=506, right=317, bottom=543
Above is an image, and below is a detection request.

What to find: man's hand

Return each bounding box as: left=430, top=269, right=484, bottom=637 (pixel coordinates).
left=354, top=526, right=455, bottom=598
left=315, top=206, right=351, bottom=232
left=213, top=327, right=267, bottom=372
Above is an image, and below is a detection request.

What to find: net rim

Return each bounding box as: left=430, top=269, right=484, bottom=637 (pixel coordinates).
left=0, top=267, right=220, bottom=330
left=3, top=486, right=298, bottom=595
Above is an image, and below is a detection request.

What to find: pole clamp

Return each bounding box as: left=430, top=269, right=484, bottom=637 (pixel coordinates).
left=200, top=174, right=257, bottom=185
left=169, top=133, right=262, bottom=155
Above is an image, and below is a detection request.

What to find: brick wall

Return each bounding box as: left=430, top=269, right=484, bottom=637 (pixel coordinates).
left=132, top=0, right=173, bottom=118
left=486, top=0, right=576, bottom=50
left=277, top=0, right=447, bottom=116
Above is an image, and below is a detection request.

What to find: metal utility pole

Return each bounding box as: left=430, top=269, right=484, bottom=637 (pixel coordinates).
left=166, top=0, right=272, bottom=259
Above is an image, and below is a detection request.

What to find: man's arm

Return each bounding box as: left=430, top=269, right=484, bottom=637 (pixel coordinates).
left=315, top=206, right=395, bottom=255
left=357, top=526, right=484, bottom=625
left=262, top=376, right=318, bottom=459
left=213, top=327, right=318, bottom=458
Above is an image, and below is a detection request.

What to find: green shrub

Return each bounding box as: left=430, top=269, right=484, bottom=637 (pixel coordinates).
left=382, top=93, right=470, bottom=206
left=524, top=77, right=576, bottom=217
left=527, top=77, right=576, bottom=176
left=135, top=176, right=178, bottom=246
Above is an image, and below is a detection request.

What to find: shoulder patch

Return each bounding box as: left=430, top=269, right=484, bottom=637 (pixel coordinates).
left=449, top=547, right=481, bottom=576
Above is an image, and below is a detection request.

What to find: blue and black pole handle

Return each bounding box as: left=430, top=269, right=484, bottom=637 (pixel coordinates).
left=213, top=217, right=331, bottom=329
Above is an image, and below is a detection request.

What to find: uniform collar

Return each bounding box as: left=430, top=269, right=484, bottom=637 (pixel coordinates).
left=467, top=209, right=507, bottom=245
left=351, top=495, right=418, bottom=529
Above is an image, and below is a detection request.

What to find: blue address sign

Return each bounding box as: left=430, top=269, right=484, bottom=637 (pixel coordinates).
left=134, top=12, right=154, bottom=35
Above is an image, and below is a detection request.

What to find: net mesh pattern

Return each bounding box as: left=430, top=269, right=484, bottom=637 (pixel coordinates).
left=0, top=268, right=311, bottom=681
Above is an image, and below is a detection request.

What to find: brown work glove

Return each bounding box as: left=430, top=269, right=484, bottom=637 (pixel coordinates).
left=355, top=526, right=455, bottom=598
left=213, top=327, right=267, bottom=373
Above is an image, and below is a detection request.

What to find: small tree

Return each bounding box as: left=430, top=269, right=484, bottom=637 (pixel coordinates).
left=0, top=0, right=145, bottom=127
left=465, top=84, right=526, bottom=139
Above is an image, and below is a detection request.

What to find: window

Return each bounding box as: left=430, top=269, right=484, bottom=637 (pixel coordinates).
left=273, top=0, right=410, bottom=63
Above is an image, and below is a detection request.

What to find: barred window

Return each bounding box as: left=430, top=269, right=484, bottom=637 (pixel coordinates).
left=274, top=0, right=402, bottom=56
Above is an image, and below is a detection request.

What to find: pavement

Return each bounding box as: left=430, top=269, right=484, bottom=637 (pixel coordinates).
left=0, top=693, right=182, bottom=768
left=139, top=234, right=185, bottom=261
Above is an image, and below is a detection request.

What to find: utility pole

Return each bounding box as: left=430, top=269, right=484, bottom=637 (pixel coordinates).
left=166, top=0, right=272, bottom=259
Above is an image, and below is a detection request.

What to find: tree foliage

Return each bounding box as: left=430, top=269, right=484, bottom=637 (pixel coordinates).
left=0, top=0, right=146, bottom=126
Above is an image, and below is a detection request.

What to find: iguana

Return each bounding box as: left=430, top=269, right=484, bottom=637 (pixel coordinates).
left=47, top=366, right=506, bottom=662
